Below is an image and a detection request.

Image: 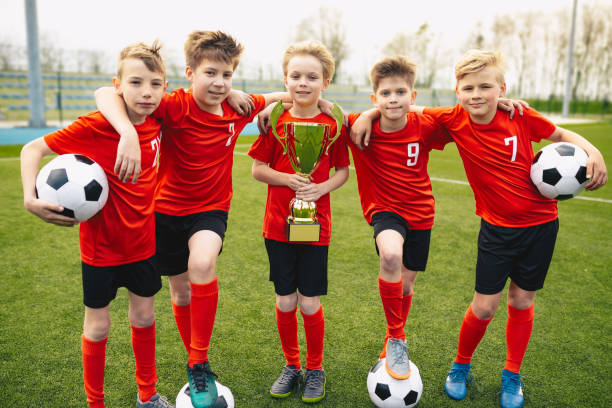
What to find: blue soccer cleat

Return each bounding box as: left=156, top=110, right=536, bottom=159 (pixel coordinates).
left=499, top=368, right=524, bottom=408
left=444, top=362, right=473, bottom=400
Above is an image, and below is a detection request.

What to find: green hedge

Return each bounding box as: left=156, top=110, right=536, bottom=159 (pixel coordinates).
left=524, top=97, right=611, bottom=115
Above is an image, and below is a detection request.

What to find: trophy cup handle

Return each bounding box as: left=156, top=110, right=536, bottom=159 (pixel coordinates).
left=324, top=103, right=344, bottom=155
left=269, top=100, right=288, bottom=155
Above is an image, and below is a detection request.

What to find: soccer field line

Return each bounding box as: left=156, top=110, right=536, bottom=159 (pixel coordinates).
left=233, top=150, right=612, bottom=204
left=3, top=153, right=611, bottom=204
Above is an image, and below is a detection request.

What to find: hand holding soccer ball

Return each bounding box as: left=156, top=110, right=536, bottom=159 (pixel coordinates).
left=35, top=154, right=109, bottom=222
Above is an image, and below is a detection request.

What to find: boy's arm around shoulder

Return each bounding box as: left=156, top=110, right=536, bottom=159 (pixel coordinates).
left=349, top=108, right=381, bottom=149
left=20, top=138, right=78, bottom=226
left=547, top=126, right=607, bottom=190
left=94, top=86, right=141, bottom=183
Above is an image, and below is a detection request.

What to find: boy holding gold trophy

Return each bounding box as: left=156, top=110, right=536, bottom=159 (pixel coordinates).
left=248, top=40, right=349, bottom=403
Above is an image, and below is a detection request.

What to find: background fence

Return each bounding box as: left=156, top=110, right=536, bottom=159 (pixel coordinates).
left=0, top=71, right=458, bottom=124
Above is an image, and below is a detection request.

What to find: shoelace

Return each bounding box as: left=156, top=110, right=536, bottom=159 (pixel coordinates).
left=191, top=364, right=217, bottom=392
left=449, top=367, right=474, bottom=384
left=141, top=394, right=173, bottom=408
left=278, top=367, right=300, bottom=385
left=153, top=395, right=173, bottom=408
left=389, top=340, right=410, bottom=367
left=304, top=370, right=324, bottom=391
left=500, top=374, right=524, bottom=393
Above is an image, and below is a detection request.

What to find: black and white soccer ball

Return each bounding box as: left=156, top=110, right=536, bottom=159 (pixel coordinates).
left=530, top=142, right=589, bottom=200
left=367, top=358, right=423, bottom=408
left=35, top=154, right=109, bottom=222
left=175, top=382, right=234, bottom=408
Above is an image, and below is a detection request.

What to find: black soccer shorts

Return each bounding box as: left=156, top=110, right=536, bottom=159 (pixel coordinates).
left=264, top=238, right=328, bottom=297
left=371, top=211, right=432, bottom=272
left=155, top=210, right=228, bottom=276
left=475, top=218, right=559, bottom=294
left=82, top=256, right=161, bottom=308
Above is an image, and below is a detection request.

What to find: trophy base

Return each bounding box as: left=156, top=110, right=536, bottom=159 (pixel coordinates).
left=285, top=219, right=321, bottom=242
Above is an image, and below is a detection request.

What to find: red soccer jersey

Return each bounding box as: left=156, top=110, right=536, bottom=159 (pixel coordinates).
left=248, top=111, right=350, bottom=245
left=152, top=89, right=266, bottom=216
left=44, top=112, right=161, bottom=266
left=348, top=112, right=451, bottom=229
left=423, top=105, right=558, bottom=227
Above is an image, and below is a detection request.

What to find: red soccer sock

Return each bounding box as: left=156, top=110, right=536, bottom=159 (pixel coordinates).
left=276, top=305, right=301, bottom=369
left=82, top=335, right=107, bottom=408
left=188, top=278, right=218, bottom=367
left=131, top=323, right=158, bottom=402
left=379, top=277, right=405, bottom=341
left=380, top=291, right=414, bottom=359
left=455, top=304, right=493, bottom=365
left=504, top=304, right=535, bottom=374
left=171, top=301, right=191, bottom=354
left=302, top=306, right=325, bottom=370
left=402, top=291, right=414, bottom=324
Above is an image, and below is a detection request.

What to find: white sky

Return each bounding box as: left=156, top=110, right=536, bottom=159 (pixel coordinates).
left=1, top=0, right=574, bottom=84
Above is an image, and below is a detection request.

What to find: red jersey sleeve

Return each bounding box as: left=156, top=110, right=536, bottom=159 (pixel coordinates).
left=43, top=112, right=161, bottom=266
left=423, top=105, right=461, bottom=128
left=152, top=89, right=190, bottom=127
left=328, top=125, right=350, bottom=168
left=522, top=108, right=557, bottom=143
left=419, top=113, right=452, bottom=151
left=247, top=129, right=274, bottom=164
left=347, top=112, right=360, bottom=126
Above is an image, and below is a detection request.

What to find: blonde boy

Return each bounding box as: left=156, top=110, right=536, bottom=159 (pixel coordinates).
left=352, top=50, right=607, bottom=408
left=346, top=56, right=451, bottom=380
left=21, top=41, right=173, bottom=408
left=248, top=40, right=350, bottom=403
left=95, top=30, right=291, bottom=408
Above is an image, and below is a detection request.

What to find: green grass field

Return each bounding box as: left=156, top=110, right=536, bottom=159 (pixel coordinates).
left=0, top=123, right=610, bottom=408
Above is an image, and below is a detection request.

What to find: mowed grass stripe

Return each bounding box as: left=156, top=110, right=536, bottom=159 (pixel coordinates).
left=233, top=149, right=612, bottom=204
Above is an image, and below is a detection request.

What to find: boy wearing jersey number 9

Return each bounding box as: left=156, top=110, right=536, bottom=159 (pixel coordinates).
left=352, top=50, right=607, bottom=408
left=346, top=56, right=451, bottom=381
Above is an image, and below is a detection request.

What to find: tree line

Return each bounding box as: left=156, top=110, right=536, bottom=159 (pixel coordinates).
left=1, top=1, right=610, bottom=100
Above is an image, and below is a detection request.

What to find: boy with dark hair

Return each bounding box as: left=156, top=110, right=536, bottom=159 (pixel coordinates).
left=347, top=55, right=451, bottom=380
left=95, top=30, right=292, bottom=408
left=21, top=40, right=173, bottom=408
left=351, top=49, right=607, bottom=408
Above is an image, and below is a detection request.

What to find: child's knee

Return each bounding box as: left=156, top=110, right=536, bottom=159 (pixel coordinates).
left=129, top=308, right=155, bottom=328
left=471, top=302, right=497, bottom=320
left=188, top=255, right=216, bottom=280
left=298, top=296, right=321, bottom=315
left=169, top=274, right=191, bottom=304
left=379, top=248, right=402, bottom=274
left=83, top=318, right=111, bottom=341
left=276, top=293, right=298, bottom=312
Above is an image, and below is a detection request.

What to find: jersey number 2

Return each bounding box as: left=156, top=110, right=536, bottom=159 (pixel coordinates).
left=150, top=137, right=160, bottom=168
left=225, top=123, right=236, bottom=146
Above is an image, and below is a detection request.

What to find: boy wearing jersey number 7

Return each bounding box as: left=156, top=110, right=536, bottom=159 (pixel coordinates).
left=352, top=50, right=607, bottom=408
left=94, top=31, right=293, bottom=408
left=347, top=56, right=451, bottom=380
left=21, top=41, right=173, bottom=408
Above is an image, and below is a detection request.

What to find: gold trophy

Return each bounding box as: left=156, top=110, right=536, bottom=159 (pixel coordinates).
left=269, top=100, right=344, bottom=242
